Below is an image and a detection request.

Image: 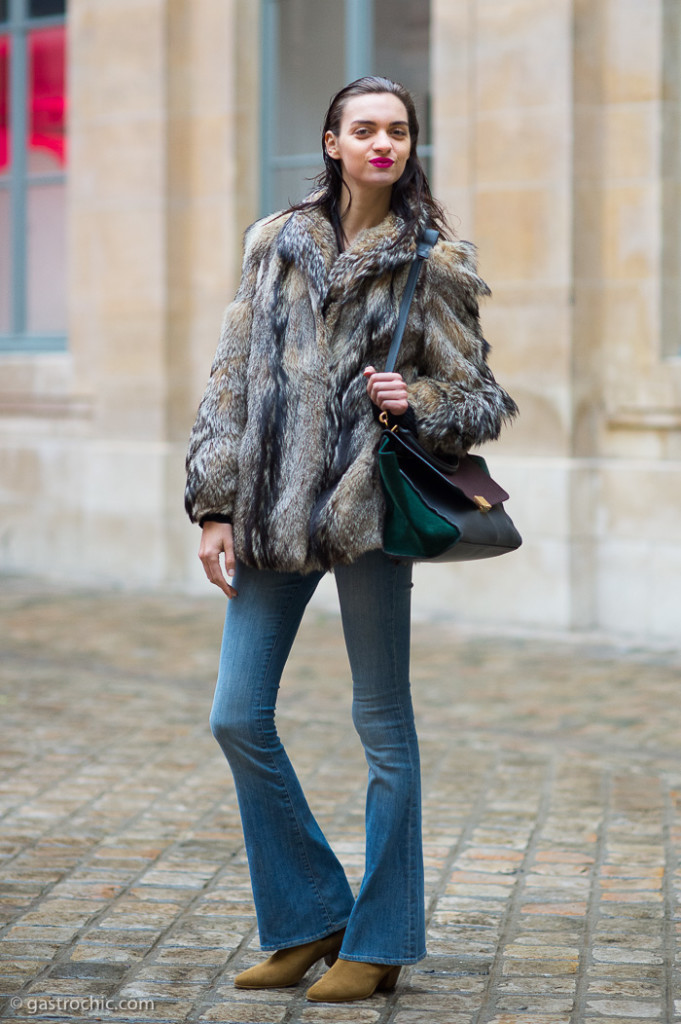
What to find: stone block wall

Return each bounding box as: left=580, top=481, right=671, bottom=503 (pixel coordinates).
left=420, top=0, right=681, bottom=639
left=0, top=0, right=258, bottom=590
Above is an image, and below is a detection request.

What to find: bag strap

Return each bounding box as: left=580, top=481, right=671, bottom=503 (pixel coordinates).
left=384, top=227, right=439, bottom=373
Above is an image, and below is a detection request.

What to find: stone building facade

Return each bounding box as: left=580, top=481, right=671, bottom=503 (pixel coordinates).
left=1, top=0, right=679, bottom=642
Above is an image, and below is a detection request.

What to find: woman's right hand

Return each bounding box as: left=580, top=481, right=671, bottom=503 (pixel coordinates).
left=198, top=522, right=238, bottom=598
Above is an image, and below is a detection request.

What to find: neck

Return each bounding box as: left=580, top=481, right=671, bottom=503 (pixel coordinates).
left=338, top=185, right=392, bottom=247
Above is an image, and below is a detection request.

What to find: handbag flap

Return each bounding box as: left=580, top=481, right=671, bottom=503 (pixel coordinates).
left=387, top=429, right=510, bottom=505
left=447, top=454, right=510, bottom=505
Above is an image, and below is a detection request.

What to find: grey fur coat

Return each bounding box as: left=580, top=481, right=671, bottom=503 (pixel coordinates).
left=185, top=204, right=517, bottom=573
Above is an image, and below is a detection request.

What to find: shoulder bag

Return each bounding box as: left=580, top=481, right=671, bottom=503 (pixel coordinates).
left=377, top=229, right=522, bottom=562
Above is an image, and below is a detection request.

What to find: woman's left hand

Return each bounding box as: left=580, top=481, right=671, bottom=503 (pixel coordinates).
left=363, top=366, right=409, bottom=416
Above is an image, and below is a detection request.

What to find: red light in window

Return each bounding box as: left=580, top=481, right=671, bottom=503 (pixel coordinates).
left=29, top=26, right=67, bottom=169
left=0, top=35, right=8, bottom=173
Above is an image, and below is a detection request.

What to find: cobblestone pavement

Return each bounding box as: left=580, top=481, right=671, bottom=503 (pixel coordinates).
left=1, top=577, right=681, bottom=1024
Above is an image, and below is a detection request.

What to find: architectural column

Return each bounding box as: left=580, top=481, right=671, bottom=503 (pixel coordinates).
left=426, top=0, right=576, bottom=629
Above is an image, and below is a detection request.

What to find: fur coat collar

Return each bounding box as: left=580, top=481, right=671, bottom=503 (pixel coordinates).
left=275, top=205, right=428, bottom=306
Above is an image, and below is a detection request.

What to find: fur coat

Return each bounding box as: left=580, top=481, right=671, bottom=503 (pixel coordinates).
left=185, top=204, right=517, bottom=573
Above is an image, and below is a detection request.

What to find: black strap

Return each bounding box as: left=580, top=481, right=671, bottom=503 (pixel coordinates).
left=384, top=227, right=439, bottom=373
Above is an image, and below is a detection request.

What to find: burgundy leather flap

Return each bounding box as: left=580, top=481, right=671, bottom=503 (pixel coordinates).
left=443, top=455, right=510, bottom=505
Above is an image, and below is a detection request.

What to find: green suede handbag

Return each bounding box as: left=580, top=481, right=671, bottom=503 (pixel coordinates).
left=377, top=230, right=522, bottom=563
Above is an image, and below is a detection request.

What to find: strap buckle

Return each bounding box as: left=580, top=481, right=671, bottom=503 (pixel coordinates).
left=379, top=411, right=399, bottom=433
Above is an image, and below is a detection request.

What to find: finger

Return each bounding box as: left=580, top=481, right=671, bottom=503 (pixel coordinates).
left=367, top=371, right=403, bottom=382
left=373, top=386, right=408, bottom=406
left=223, top=548, right=236, bottom=578
left=200, top=553, right=238, bottom=599
left=381, top=400, right=409, bottom=415
left=363, top=365, right=376, bottom=377
left=210, top=566, right=238, bottom=599
left=374, top=381, right=408, bottom=396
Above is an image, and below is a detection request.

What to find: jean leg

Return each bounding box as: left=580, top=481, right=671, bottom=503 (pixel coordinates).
left=210, top=561, right=355, bottom=950
left=334, top=550, right=426, bottom=965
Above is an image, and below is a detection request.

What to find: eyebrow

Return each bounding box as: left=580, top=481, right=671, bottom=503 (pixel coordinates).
left=349, top=119, right=409, bottom=128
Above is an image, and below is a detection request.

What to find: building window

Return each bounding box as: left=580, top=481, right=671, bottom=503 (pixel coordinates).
left=260, top=0, right=431, bottom=215
left=0, top=0, right=67, bottom=352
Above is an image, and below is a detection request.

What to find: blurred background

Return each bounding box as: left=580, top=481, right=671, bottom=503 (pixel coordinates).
left=0, top=0, right=679, bottom=642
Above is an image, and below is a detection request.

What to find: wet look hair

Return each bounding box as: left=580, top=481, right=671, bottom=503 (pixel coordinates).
left=287, top=76, right=450, bottom=248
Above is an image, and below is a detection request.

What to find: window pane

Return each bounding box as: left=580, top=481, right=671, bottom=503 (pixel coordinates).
left=29, top=0, right=67, bottom=17
left=27, top=182, right=66, bottom=332
left=274, top=0, right=345, bottom=205
left=0, top=34, right=8, bottom=173
left=28, top=25, right=67, bottom=173
left=272, top=163, right=323, bottom=215
left=374, top=0, right=431, bottom=146
left=0, top=188, right=10, bottom=332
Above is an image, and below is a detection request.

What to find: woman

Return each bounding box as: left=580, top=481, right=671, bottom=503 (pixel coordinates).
left=185, top=76, right=517, bottom=1003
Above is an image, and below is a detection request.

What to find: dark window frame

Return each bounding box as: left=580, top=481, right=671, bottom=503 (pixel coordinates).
left=0, top=0, right=67, bottom=353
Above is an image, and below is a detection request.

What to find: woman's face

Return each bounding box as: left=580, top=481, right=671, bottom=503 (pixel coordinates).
left=324, top=92, right=411, bottom=196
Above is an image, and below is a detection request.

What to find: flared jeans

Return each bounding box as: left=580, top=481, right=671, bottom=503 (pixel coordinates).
left=209, top=548, right=426, bottom=965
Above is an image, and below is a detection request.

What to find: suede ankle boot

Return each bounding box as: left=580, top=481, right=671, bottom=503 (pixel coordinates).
left=306, top=957, right=402, bottom=1002
left=234, top=929, right=345, bottom=989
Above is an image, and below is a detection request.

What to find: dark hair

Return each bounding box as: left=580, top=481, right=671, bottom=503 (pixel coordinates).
left=287, top=76, right=450, bottom=248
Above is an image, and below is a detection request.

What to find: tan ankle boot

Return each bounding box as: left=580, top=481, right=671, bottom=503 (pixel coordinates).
left=234, top=929, right=344, bottom=989
left=306, top=957, right=402, bottom=1002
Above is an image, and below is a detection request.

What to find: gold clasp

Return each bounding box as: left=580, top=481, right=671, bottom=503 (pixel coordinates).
left=473, top=495, right=492, bottom=512
left=379, top=411, right=398, bottom=433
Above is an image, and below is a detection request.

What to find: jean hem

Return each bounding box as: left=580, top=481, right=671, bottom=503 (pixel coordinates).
left=259, top=920, right=350, bottom=952
left=338, top=949, right=427, bottom=966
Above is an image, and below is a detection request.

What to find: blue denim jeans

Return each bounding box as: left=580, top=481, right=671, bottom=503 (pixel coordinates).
left=209, top=548, right=426, bottom=965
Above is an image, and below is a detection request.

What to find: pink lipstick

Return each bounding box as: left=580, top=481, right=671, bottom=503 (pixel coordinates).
left=370, top=158, right=394, bottom=167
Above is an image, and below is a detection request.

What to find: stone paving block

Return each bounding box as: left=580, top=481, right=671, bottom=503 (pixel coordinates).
left=588, top=965, right=666, bottom=982
left=23, top=979, right=119, bottom=997
left=519, top=901, right=588, bottom=917
left=212, top=988, right=297, bottom=1007
left=68, top=945, right=149, bottom=964
left=497, top=977, right=577, bottom=995
left=503, top=944, right=580, bottom=961
left=3, top=925, right=80, bottom=944
left=0, top=945, right=62, bottom=962
left=592, top=948, right=665, bottom=966
left=392, top=1015, right=471, bottom=1024
left=399, top=976, right=486, bottom=1001
left=510, top=928, right=583, bottom=944
left=501, top=959, right=579, bottom=977
left=587, top=979, right=662, bottom=999
left=196, top=1004, right=289, bottom=1022
left=153, top=948, right=231, bottom=966
left=298, top=1007, right=382, bottom=1023
left=487, top=1016, right=570, bottom=1024
left=584, top=999, right=662, bottom=1017
left=496, top=996, right=575, bottom=1013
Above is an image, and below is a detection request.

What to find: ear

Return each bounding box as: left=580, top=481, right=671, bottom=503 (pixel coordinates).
left=324, top=130, right=340, bottom=160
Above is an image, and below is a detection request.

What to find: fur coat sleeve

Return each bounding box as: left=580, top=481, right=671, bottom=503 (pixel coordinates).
left=184, top=221, right=271, bottom=524
left=406, top=239, right=518, bottom=457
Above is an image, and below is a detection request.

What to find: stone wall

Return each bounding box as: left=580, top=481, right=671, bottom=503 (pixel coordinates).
left=415, top=0, right=681, bottom=639
left=0, top=0, right=258, bottom=590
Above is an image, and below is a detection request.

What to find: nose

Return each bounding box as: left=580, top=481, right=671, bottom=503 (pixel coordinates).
left=372, top=131, right=392, bottom=152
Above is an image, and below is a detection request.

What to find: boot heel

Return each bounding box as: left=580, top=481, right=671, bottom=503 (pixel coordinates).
left=377, top=965, right=402, bottom=991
